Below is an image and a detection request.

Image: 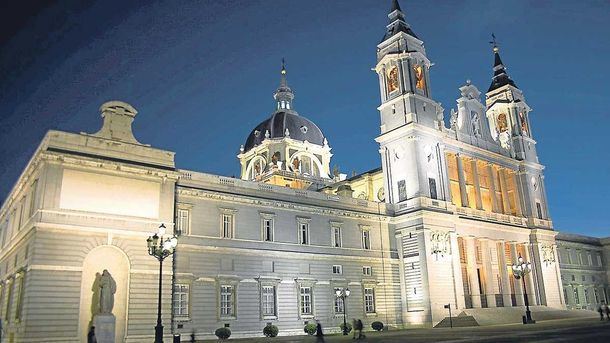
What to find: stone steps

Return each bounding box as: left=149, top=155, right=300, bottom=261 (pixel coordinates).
left=434, top=314, right=480, bottom=328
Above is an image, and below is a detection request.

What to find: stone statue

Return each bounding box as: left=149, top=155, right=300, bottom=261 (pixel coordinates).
left=99, top=270, right=117, bottom=314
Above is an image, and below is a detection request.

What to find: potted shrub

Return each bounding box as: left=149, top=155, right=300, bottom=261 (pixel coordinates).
left=304, top=323, right=317, bottom=335
left=340, top=322, right=353, bottom=334
left=263, top=324, right=279, bottom=337
left=371, top=321, right=384, bottom=332
left=215, top=327, right=231, bottom=340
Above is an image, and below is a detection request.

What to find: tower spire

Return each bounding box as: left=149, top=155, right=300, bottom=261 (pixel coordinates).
left=383, top=0, right=417, bottom=40
left=274, top=59, right=295, bottom=112
left=488, top=34, right=518, bottom=92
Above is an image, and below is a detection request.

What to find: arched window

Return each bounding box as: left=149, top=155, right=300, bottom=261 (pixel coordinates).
left=289, top=153, right=323, bottom=177
left=246, top=156, right=267, bottom=180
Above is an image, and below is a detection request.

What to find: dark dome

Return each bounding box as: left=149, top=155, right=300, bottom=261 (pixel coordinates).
left=244, top=111, right=325, bottom=152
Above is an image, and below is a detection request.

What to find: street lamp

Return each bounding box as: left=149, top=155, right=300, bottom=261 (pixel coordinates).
left=335, top=288, right=351, bottom=335
left=147, top=224, right=178, bottom=343
left=511, top=254, right=535, bottom=324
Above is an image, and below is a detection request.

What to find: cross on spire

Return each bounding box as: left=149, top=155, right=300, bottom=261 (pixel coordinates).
left=489, top=33, right=499, bottom=53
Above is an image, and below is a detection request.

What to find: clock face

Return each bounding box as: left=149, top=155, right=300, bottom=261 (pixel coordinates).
left=413, top=64, right=425, bottom=90
left=387, top=66, right=399, bottom=93
left=377, top=187, right=385, bottom=202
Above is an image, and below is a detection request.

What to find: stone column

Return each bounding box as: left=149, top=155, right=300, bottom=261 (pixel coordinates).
left=449, top=232, right=466, bottom=310
left=465, top=237, right=482, bottom=307
left=487, top=163, right=499, bottom=213
left=480, top=239, right=497, bottom=307
left=499, top=169, right=511, bottom=215
left=510, top=243, right=525, bottom=306
left=497, top=241, right=513, bottom=306
left=471, top=159, right=483, bottom=210
left=456, top=154, right=469, bottom=208
left=512, top=171, right=523, bottom=217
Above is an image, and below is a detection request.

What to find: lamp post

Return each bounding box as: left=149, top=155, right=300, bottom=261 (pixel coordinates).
left=335, top=288, right=351, bottom=335
left=147, top=224, right=178, bottom=343
left=511, top=254, right=535, bottom=324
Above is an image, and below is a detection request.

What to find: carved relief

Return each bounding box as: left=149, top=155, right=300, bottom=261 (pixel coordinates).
left=431, top=231, right=450, bottom=258
left=541, top=244, right=556, bottom=265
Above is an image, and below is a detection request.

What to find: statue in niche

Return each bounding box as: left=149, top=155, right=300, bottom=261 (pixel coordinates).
left=471, top=111, right=481, bottom=137
left=271, top=151, right=281, bottom=166
left=413, top=64, right=426, bottom=90
left=387, top=66, right=399, bottom=93
left=292, top=157, right=300, bottom=172
left=519, top=111, right=529, bottom=136
left=254, top=162, right=261, bottom=175
left=99, top=269, right=117, bottom=314
left=497, top=113, right=508, bottom=133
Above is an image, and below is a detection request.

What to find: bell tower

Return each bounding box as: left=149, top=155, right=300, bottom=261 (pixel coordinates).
left=375, top=0, right=446, bottom=204
left=485, top=37, right=549, bottom=222
left=485, top=38, right=538, bottom=163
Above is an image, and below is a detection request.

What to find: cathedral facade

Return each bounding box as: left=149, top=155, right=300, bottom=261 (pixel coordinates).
left=0, top=1, right=608, bottom=342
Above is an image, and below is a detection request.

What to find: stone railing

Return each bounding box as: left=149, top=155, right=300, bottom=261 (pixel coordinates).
left=177, top=170, right=389, bottom=213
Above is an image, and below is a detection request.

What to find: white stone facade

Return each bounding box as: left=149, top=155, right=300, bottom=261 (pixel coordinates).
left=0, top=2, right=608, bottom=343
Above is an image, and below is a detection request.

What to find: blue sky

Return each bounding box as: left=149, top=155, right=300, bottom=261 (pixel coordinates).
left=0, top=1, right=608, bottom=237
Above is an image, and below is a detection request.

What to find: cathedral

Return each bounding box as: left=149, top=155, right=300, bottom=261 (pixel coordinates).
left=0, top=1, right=608, bottom=342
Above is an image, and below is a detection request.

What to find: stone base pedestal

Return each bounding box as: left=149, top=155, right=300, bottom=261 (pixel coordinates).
left=94, top=314, right=116, bottom=343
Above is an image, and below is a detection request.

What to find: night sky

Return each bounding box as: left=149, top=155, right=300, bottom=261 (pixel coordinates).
left=0, top=1, right=608, bottom=237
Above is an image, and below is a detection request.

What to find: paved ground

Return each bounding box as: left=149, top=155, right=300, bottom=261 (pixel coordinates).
left=200, top=318, right=610, bottom=342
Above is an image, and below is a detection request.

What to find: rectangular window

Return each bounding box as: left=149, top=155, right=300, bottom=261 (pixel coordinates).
left=364, top=288, right=375, bottom=313
left=332, top=265, right=342, bottom=275
left=429, top=178, right=438, bottom=200
left=262, top=218, right=273, bottom=242
left=222, top=214, right=234, bottom=238
left=261, top=286, right=276, bottom=317
left=587, top=254, right=593, bottom=266
left=332, top=225, right=342, bottom=248
left=362, top=266, right=372, bottom=276
left=220, top=285, right=235, bottom=317
left=177, top=209, right=190, bottom=235
left=28, top=179, right=38, bottom=217
left=536, top=202, right=543, bottom=219
left=173, top=284, right=189, bottom=318
left=362, top=229, right=371, bottom=250
left=334, top=287, right=345, bottom=314
left=300, top=223, right=309, bottom=245
left=578, top=252, right=584, bottom=265
left=300, top=286, right=312, bottom=315
left=5, top=280, right=14, bottom=322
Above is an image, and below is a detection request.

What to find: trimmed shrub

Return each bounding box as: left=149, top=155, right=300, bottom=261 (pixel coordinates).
left=215, top=327, right=231, bottom=340
left=340, top=322, right=353, bottom=333
left=371, top=321, right=384, bottom=332
left=304, top=323, right=317, bottom=335
left=263, top=324, right=279, bottom=337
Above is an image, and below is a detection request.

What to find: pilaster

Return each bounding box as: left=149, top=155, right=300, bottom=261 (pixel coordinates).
left=509, top=243, right=525, bottom=306
left=456, top=154, right=469, bottom=208
left=465, top=237, right=481, bottom=308
left=471, top=159, right=483, bottom=210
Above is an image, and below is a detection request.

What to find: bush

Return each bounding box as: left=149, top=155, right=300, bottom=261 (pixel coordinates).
left=215, top=327, right=231, bottom=340
left=371, top=321, right=384, bottom=332
left=340, top=322, right=353, bottom=333
left=304, top=323, right=317, bottom=335
left=263, top=324, right=279, bottom=337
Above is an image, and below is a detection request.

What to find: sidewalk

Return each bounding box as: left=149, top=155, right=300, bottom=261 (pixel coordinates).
left=197, top=317, right=610, bottom=343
